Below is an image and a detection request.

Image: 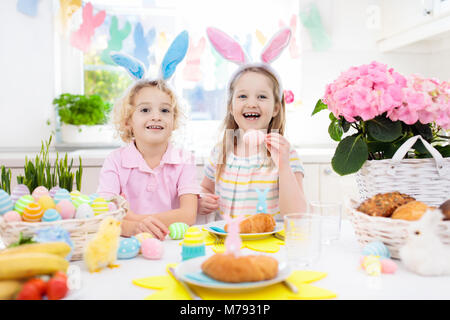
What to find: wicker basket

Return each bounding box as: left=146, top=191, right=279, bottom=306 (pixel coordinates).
left=356, top=135, right=450, bottom=207
left=0, top=195, right=128, bottom=261
left=348, top=199, right=450, bottom=259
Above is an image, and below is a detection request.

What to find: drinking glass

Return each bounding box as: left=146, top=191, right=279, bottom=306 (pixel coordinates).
left=309, top=201, right=342, bottom=245
left=284, top=213, right=322, bottom=269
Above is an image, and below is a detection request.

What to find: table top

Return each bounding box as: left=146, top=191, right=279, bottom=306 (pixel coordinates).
left=67, top=219, right=450, bottom=300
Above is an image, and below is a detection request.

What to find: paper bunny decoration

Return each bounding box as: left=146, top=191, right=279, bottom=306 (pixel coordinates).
left=101, top=16, right=132, bottom=65
left=58, top=0, right=82, bottom=36
left=223, top=214, right=245, bottom=257
left=182, top=36, right=206, bottom=82
left=70, top=2, right=106, bottom=52
left=255, top=188, right=269, bottom=214
left=110, top=30, right=189, bottom=82
left=206, top=26, right=292, bottom=97
left=279, top=15, right=301, bottom=59
left=133, top=23, right=156, bottom=69
left=17, top=0, right=40, bottom=17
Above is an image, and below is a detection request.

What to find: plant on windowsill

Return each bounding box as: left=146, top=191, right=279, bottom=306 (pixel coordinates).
left=312, top=61, right=450, bottom=176
left=53, top=93, right=114, bottom=144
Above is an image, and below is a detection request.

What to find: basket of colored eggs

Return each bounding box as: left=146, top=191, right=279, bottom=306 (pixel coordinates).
left=0, top=185, right=128, bottom=261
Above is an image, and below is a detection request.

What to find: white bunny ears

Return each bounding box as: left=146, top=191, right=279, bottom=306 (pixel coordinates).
left=206, top=27, right=292, bottom=97
left=110, top=30, right=189, bottom=82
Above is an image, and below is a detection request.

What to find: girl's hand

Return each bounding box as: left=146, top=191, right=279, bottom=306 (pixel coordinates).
left=136, top=216, right=169, bottom=240
left=265, top=133, right=291, bottom=169
left=198, top=193, right=219, bottom=215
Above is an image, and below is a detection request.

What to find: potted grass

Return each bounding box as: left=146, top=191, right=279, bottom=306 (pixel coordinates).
left=53, top=93, right=115, bottom=144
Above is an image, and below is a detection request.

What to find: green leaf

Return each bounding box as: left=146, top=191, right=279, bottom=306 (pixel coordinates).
left=366, top=116, right=402, bottom=142
left=312, top=99, right=328, bottom=116
left=339, top=116, right=351, bottom=133
left=331, top=134, right=368, bottom=176
left=435, top=145, right=450, bottom=158
left=328, top=119, right=343, bottom=142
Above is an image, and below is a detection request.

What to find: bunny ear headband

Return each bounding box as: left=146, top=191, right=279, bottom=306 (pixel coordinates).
left=206, top=27, right=291, bottom=98
left=110, top=30, right=189, bottom=82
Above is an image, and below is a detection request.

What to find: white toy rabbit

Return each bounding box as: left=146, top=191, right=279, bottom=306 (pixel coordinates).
left=399, top=209, right=450, bottom=276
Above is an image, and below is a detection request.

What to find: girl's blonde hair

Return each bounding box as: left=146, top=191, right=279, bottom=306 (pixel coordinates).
left=113, top=79, right=181, bottom=143
left=215, top=66, right=286, bottom=181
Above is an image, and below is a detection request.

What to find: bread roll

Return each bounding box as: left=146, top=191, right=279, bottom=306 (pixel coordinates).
left=224, top=213, right=276, bottom=233
left=357, top=192, right=415, bottom=217
left=439, top=200, right=450, bottom=221
left=391, top=201, right=429, bottom=221
left=201, top=253, right=278, bottom=283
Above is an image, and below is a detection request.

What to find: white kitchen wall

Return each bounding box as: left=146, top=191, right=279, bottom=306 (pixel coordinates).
left=0, top=0, right=448, bottom=150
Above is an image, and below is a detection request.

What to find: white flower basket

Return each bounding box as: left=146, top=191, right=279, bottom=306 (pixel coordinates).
left=0, top=196, right=128, bottom=261
left=356, top=135, right=450, bottom=207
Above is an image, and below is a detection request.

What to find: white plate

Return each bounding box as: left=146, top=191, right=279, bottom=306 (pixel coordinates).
left=204, top=221, right=283, bottom=240
left=175, top=256, right=291, bottom=291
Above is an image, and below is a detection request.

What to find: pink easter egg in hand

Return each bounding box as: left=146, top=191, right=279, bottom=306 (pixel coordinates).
left=32, top=186, right=49, bottom=201
left=108, top=202, right=117, bottom=212
left=381, top=259, right=397, bottom=274
left=243, top=130, right=266, bottom=147
left=3, top=210, right=22, bottom=222
left=56, top=199, right=76, bottom=219
left=141, top=238, right=164, bottom=260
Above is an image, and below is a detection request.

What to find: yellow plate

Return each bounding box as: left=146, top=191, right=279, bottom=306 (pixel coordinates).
left=204, top=221, right=284, bottom=240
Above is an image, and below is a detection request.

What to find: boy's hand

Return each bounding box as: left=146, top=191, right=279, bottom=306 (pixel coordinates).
left=137, top=216, right=169, bottom=240
left=265, top=133, right=291, bottom=169
left=198, top=193, right=219, bottom=215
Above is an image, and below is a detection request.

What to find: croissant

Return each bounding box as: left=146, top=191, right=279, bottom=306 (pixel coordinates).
left=224, top=213, right=276, bottom=233
left=201, top=253, right=278, bottom=283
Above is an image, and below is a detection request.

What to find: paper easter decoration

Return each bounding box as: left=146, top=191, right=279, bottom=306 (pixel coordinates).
left=206, top=26, right=291, bottom=98
left=17, top=0, right=40, bottom=17
left=182, top=36, right=206, bottom=82
left=110, top=30, right=189, bottom=82
left=298, top=3, right=332, bottom=51
left=223, top=214, right=245, bottom=257
left=133, top=22, right=156, bottom=69
left=70, top=2, right=106, bottom=52
left=255, top=188, right=269, bottom=214
left=57, top=0, right=82, bottom=36
left=279, top=15, right=301, bottom=59
left=101, top=16, right=132, bottom=65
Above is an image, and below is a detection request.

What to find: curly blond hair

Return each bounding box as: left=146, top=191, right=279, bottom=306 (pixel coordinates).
left=113, top=79, right=181, bottom=143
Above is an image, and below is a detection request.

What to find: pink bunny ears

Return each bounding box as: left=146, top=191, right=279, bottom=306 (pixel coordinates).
left=206, top=27, right=292, bottom=98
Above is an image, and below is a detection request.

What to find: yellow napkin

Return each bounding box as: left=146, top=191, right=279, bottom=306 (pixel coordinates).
left=132, top=264, right=337, bottom=300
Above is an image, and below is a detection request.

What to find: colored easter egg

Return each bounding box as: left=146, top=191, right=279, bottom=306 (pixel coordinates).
left=361, top=255, right=382, bottom=276
left=32, top=186, right=49, bottom=201
left=72, top=194, right=91, bottom=209
left=75, top=203, right=94, bottom=219
left=91, top=197, right=109, bottom=216
left=53, top=188, right=71, bottom=204
left=49, top=186, right=60, bottom=198
left=243, top=130, right=266, bottom=147
left=55, top=199, right=76, bottom=219
left=70, top=190, right=81, bottom=202
left=23, top=203, right=44, bottom=222
left=181, top=226, right=205, bottom=261
left=42, top=209, right=62, bottom=222
left=141, top=238, right=164, bottom=260
left=108, top=202, right=117, bottom=212
left=117, top=237, right=141, bottom=259
left=135, top=232, right=154, bottom=244
left=362, top=240, right=391, bottom=259
left=10, top=184, right=30, bottom=205
left=37, top=195, right=56, bottom=212
left=380, top=259, right=398, bottom=274
left=3, top=210, right=22, bottom=222
left=14, top=195, right=34, bottom=214
left=89, top=193, right=99, bottom=202
left=0, top=189, right=14, bottom=215
left=168, top=222, right=189, bottom=240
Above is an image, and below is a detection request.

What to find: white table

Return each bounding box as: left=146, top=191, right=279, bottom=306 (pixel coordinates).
left=68, top=219, right=450, bottom=300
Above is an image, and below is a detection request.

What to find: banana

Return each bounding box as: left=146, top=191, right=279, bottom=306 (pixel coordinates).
left=0, top=252, right=69, bottom=281
left=0, top=242, right=71, bottom=258
left=0, top=280, right=23, bottom=300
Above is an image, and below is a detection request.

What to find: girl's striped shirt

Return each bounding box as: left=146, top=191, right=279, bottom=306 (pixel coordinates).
left=204, top=145, right=304, bottom=220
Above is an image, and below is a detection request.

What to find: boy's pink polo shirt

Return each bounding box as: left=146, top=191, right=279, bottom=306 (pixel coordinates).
left=97, top=142, right=200, bottom=215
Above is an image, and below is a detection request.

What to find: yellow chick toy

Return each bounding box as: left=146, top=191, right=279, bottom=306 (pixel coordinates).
left=84, top=217, right=122, bottom=273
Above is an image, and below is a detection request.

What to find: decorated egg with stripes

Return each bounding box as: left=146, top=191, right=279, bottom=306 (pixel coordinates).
left=10, top=184, right=30, bottom=205
left=0, top=189, right=14, bottom=215
left=70, top=190, right=81, bottom=202
left=53, top=188, right=71, bottom=204
left=91, top=197, right=109, bottom=216
left=49, top=186, right=60, bottom=198
left=3, top=210, right=22, bottom=222
left=89, top=193, right=99, bottom=202
left=75, top=203, right=94, bottom=219
left=168, top=222, right=189, bottom=240
left=32, top=186, right=49, bottom=201
left=14, top=195, right=34, bottom=214
left=23, top=202, right=44, bottom=222
left=117, top=237, right=141, bottom=259
left=72, top=194, right=91, bottom=209
left=37, top=195, right=56, bottom=212
left=42, top=209, right=62, bottom=222
left=362, top=240, right=391, bottom=259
